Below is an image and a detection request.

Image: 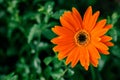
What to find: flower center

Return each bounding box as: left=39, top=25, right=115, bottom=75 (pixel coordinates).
left=78, top=33, right=87, bottom=43
left=75, top=30, right=90, bottom=46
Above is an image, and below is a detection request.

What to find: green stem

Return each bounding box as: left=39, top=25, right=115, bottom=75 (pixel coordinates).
left=90, top=65, right=96, bottom=80
left=57, top=68, right=68, bottom=80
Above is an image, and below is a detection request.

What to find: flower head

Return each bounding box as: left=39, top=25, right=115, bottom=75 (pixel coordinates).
left=51, top=6, right=114, bottom=70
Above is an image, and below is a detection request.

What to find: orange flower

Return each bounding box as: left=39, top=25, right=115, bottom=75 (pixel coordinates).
left=51, top=6, right=114, bottom=70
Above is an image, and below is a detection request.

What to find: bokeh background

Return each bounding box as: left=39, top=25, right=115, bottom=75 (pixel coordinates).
left=0, top=0, right=120, bottom=80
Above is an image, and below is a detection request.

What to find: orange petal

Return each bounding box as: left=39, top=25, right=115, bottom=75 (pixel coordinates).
left=104, top=42, right=114, bottom=46
left=88, top=44, right=100, bottom=59
left=104, top=24, right=112, bottom=29
left=51, top=36, right=74, bottom=45
left=53, top=43, right=75, bottom=52
left=79, top=47, right=85, bottom=67
left=65, top=46, right=78, bottom=65
left=72, top=7, right=82, bottom=29
left=98, top=49, right=110, bottom=55
left=92, top=28, right=109, bottom=37
left=60, top=16, right=76, bottom=32
left=79, top=47, right=89, bottom=70
left=72, top=7, right=82, bottom=24
left=84, top=47, right=90, bottom=70
left=83, top=6, right=92, bottom=31
left=87, top=44, right=100, bottom=67
left=89, top=11, right=100, bottom=31
left=97, top=25, right=112, bottom=36
left=92, top=24, right=112, bottom=37
left=72, top=12, right=82, bottom=30
left=58, top=45, right=76, bottom=60
left=93, top=19, right=106, bottom=29
left=100, top=35, right=112, bottom=42
left=71, top=47, right=80, bottom=67
left=52, top=27, right=61, bottom=35
left=91, top=19, right=106, bottom=33
left=52, top=26, right=74, bottom=36
left=92, top=41, right=109, bottom=50
left=62, top=11, right=80, bottom=31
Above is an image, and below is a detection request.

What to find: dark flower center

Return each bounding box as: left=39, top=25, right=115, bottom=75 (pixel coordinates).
left=78, top=34, right=87, bottom=42
left=74, top=30, right=90, bottom=46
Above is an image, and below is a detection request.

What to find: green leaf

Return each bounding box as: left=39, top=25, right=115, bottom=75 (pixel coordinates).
left=111, top=45, right=120, bottom=58
left=43, top=57, right=53, bottom=65
left=45, top=22, right=58, bottom=28
left=32, top=57, right=41, bottom=74
left=107, top=12, right=119, bottom=25
left=111, top=12, right=119, bottom=25
left=67, top=68, right=74, bottom=76
left=43, top=66, right=52, bottom=79
left=0, top=0, right=3, bottom=3
left=44, top=1, right=54, bottom=14
left=52, top=57, right=63, bottom=69
left=44, top=15, right=50, bottom=23
left=107, top=27, right=117, bottom=42
left=42, top=28, right=55, bottom=40
left=28, top=24, right=41, bottom=43
left=38, top=1, right=54, bottom=15
left=51, top=69, right=64, bottom=80
left=37, top=42, right=49, bottom=51
left=52, top=10, right=65, bottom=19
left=98, top=55, right=109, bottom=71
left=3, top=73, right=18, bottom=80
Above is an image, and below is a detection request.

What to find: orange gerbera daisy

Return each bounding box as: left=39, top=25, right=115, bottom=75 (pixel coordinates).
left=51, top=6, right=114, bottom=70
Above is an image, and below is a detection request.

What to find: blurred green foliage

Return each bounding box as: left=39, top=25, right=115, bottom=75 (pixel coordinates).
left=0, top=0, right=120, bottom=80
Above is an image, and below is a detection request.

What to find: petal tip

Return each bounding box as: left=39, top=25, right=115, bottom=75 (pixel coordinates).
left=88, top=6, right=92, bottom=9
left=51, top=27, right=55, bottom=31
left=84, top=65, right=89, bottom=70
left=96, top=11, right=100, bottom=15
left=72, top=7, right=76, bottom=10
left=71, top=64, right=75, bottom=68
left=58, top=56, right=63, bottom=60
left=53, top=46, right=58, bottom=52
left=85, top=6, right=92, bottom=13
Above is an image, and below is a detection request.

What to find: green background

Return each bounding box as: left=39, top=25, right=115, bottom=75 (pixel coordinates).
left=0, top=0, right=120, bottom=80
